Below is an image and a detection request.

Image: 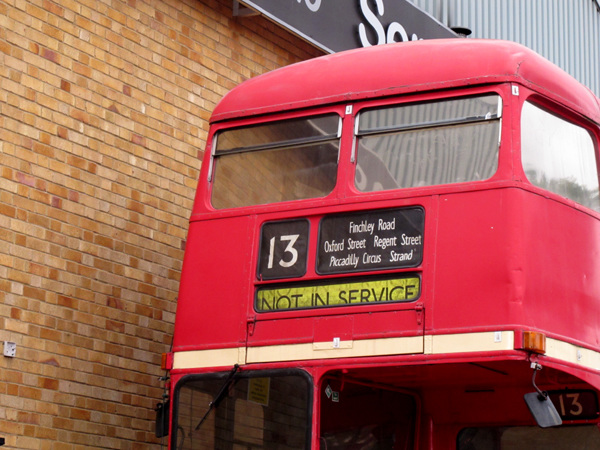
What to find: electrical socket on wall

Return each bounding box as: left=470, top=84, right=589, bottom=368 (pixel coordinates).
left=3, top=341, right=16, bottom=358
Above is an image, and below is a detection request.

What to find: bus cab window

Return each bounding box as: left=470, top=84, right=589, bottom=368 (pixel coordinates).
left=211, top=114, right=340, bottom=209
left=174, top=371, right=311, bottom=449
left=320, top=380, right=416, bottom=450
left=521, top=102, right=600, bottom=212
left=355, top=95, right=501, bottom=192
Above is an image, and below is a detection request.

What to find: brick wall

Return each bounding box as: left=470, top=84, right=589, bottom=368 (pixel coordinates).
left=0, top=0, right=322, bottom=447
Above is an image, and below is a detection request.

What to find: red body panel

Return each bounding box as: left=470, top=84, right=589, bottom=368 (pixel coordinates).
left=432, top=188, right=600, bottom=343
left=169, top=39, right=600, bottom=449
left=176, top=186, right=600, bottom=353
left=212, top=39, right=600, bottom=124
left=174, top=215, right=254, bottom=350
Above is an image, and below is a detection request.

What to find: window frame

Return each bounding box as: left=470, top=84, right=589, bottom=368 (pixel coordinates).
left=519, top=95, right=600, bottom=213
left=171, top=369, right=314, bottom=450
left=208, top=112, right=342, bottom=210
left=350, top=90, right=505, bottom=195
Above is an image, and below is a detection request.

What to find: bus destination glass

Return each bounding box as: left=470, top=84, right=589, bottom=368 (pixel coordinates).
left=255, top=275, right=421, bottom=312
left=317, top=207, right=424, bottom=274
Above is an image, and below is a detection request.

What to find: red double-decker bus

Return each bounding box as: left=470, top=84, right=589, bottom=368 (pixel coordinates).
left=159, top=39, right=600, bottom=449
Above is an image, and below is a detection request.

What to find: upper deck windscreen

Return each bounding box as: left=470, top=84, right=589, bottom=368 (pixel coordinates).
left=211, top=114, right=340, bottom=209
left=355, top=95, right=502, bottom=192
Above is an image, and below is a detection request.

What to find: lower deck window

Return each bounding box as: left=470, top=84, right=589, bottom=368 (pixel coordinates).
left=458, top=425, right=600, bottom=449
left=173, top=370, right=311, bottom=449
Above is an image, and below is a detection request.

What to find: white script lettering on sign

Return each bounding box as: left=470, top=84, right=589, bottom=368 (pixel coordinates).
left=297, top=0, right=321, bottom=13
left=358, top=0, right=420, bottom=46
left=241, top=0, right=455, bottom=53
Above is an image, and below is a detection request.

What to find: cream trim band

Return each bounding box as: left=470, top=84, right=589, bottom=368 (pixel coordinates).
left=174, top=331, right=521, bottom=370
left=546, top=338, right=600, bottom=371
left=172, top=332, right=600, bottom=372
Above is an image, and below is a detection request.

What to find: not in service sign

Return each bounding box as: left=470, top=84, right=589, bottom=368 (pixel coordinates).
left=317, top=207, right=424, bottom=274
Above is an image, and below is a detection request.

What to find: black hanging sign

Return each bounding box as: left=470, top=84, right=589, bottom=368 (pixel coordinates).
left=238, top=0, right=456, bottom=54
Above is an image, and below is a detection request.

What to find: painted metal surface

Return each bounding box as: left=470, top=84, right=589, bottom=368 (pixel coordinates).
left=211, top=39, right=600, bottom=123
left=177, top=39, right=600, bottom=369
left=169, top=40, right=600, bottom=448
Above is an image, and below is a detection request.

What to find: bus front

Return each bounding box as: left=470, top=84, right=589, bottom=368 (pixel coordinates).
left=164, top=40, right=600, bottom=449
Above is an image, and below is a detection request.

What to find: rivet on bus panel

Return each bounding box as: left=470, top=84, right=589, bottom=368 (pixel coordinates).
left=523, top=331, right=546, bottom=354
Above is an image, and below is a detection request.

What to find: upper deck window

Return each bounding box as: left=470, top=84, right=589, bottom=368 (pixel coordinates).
left=355, top=95, right=502, bottom=192
left=521, top=102, right=600, bottom=212
left=211, top=114, right=340, bottom=209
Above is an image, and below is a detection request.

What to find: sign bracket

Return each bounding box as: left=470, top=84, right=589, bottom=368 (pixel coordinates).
left=233, top=1, right=259, bottom=17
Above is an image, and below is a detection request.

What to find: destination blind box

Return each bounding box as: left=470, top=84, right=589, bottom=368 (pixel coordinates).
left=317, top=207, right=424, bottom=274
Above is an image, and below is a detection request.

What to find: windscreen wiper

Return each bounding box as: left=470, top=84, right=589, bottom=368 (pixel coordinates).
left=194, top=364, right=240, bottom=431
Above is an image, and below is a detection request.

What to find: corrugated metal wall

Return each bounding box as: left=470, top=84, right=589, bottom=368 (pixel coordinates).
left=411, top=0, right=600, bottom=96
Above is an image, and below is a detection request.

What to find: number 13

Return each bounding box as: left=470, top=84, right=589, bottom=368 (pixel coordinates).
left=268, top=234, right=300, bottom=268
left=558, top=393, right=583, bottom=416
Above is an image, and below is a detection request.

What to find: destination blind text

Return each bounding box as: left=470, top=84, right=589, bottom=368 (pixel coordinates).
left=317, top=208, right=424, bottom=274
